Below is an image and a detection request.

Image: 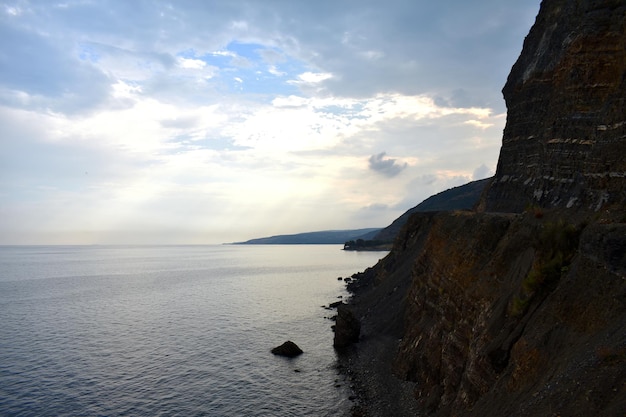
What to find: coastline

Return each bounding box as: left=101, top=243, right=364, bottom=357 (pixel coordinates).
left=333, top=264, right=422, bottom=417
left=338, top=335, right=420, bottom=417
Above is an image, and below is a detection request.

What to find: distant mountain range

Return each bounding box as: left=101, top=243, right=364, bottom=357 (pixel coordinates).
left=232, top=228, right=381, bottom=245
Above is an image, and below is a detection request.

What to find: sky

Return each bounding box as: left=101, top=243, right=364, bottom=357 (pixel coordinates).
left=0, top=0, right=541, bottom=245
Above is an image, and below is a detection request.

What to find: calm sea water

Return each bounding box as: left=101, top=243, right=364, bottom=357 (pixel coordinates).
left=0, top=245, right=385, bottom=417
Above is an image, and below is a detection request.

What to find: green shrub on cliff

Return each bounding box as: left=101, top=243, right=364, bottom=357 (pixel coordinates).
left=511, top=220, right=582, bottom=316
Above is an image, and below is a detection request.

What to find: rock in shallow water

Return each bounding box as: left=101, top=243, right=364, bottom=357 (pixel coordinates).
left=271, top=341, right=303, bottom=357
left=333, top=304, right=361, bottom=349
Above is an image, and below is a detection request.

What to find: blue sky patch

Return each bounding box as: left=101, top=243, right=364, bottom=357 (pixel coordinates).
left=176, top=42, right=310, bottom=97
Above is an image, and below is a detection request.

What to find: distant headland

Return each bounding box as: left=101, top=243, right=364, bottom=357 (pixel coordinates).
left=230, top=228, right=381, bottom=245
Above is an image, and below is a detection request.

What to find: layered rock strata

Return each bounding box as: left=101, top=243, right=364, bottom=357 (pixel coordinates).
left=338, top=1, right=626, bottom=416
left=342, top=211, right=625, bottom=416
left=481, top=0, right=626, bottom=212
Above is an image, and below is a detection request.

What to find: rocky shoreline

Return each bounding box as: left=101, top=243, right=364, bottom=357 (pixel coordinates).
left=330, top=266, right=422, bottom=417
left=331, top=209, right=625, bottom=417
left=326, top=0, right=626, bottom=415
left=336, top=331, right=420, bottom=417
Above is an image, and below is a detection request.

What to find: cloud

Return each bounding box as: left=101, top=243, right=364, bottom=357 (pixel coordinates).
left=0, top=0, right=542, bottom=244
left=268, top=65, right=286, bottom=76
left=297, top=72, right=333, bottom=83
left=368, top=152, right=408, bottom=177
left=361, top=203, right=390, bottom=211
left=0, top=26, right=111, bottom=114
left=258, top=48, right=286, bottom=65
left=0, top=83, right=508, bottom=243
left=288, top=72, right=334, bottom=93
left=473, top=163, right=494, bottom=180
left=464, top=119, right=494, bottom=129
left=178, top=57, right=207, bottom=69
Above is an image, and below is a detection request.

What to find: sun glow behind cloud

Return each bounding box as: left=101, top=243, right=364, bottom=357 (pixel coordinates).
left=0, top=86, right=503, bottom=244
left=0, top=0, right=541, bottom=244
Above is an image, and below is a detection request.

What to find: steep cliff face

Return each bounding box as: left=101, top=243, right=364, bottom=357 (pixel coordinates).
left=392, top=213, right=625, bottom=416
left=481, top=0, right=626, bottom=213
left=339, top=1, right=626, bottom=416
left=343, top=212, right=625, bottom=416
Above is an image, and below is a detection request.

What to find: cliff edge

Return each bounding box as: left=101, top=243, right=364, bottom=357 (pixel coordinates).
left=480, top=0, right=626, bottom=213
left=338, top=1, right=626, bottom=416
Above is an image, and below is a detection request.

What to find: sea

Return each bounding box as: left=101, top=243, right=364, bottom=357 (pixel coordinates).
left=0, top=245, right=385, bottom=416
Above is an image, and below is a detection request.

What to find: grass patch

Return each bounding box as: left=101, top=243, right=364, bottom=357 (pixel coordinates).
left=510, top=295, right=531, bottom=316
left=510, top=220, right=582, bottom=317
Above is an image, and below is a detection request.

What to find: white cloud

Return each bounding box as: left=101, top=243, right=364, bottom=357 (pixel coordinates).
left=230, top=20, right=248, bottom=31
left=268, top=65, right=286, bottom=76
left=290, top=71, right=333, bottom=84
left=360, top=50, right=385, bottom=60
left=272, top=95, right=308, bottom=108
left=0, top=79, right=506, bottom=244
left=112, top=80, right=142, bottom=98
left=212, top=50, right=237, bottom=57
left=178, top=57, right=206, bottom=69
left=0, top=0, right=541, bottom=244
left=464, top=119, right=494, bottom=129
left=4, top=5, right=22, bottom=16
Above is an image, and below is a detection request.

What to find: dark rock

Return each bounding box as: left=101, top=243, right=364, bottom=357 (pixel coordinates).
left=479, top=0, right=626, bottom=214
left=328, top=300, right=343, bottom=309
left=271, top=341, right=303, bottom=357
left=337, top=2, right=626, bottom=416
left=333, top=304, right=361, bottom=349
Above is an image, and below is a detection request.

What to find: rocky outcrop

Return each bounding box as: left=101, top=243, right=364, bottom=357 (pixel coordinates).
left=481, top=0, right=626, bottom=213
left=333, top=304, right=361, bottom=349
left=340, top=1, right=626, bottom=416
left=271, top=341, right=303, bottom=357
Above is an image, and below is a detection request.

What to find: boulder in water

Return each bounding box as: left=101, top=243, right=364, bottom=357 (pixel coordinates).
left=271, top=341, right=303, bottom=357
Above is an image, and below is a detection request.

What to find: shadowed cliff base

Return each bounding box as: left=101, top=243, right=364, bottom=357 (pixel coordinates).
left=335, top=0, right=626, bottom=415
left=338, top=210, right=625, bottom=417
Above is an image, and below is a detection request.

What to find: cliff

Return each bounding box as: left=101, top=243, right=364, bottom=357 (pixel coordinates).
left=342, top=212, right=625, bottom=416
left=337, top=1, right=626, bottom=416
left=480, top=0, right=626, bottom=213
